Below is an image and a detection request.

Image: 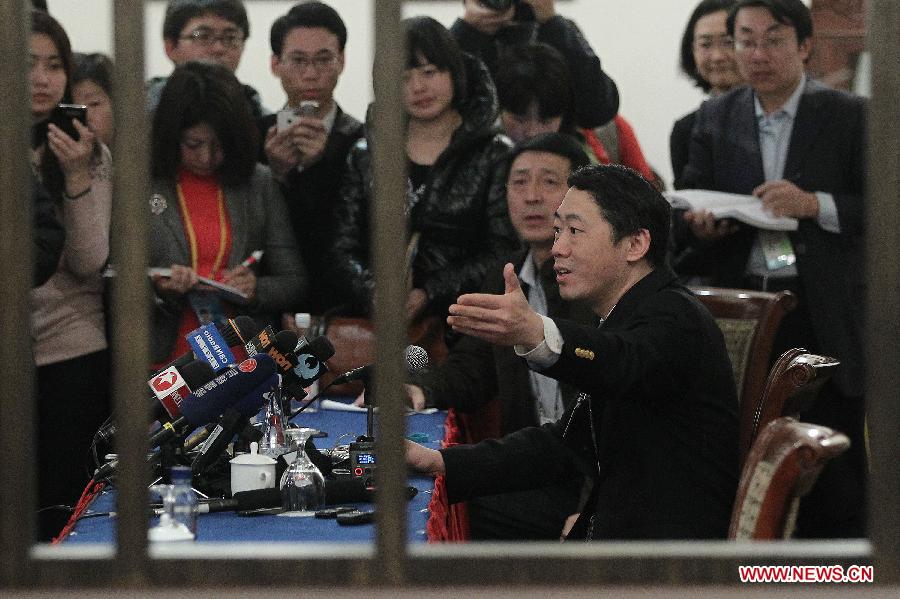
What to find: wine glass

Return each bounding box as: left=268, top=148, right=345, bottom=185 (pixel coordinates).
left=148, top=484, right=194, bottom=542
left=279, top=427, right=325, bottom=515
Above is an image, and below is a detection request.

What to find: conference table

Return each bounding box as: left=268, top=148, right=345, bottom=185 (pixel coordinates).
left=64, top=403, right=449, bottom=544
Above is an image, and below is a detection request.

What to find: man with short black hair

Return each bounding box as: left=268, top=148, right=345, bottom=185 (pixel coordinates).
left=260, top=1, right=364, bottom=315
left=679, top=0, right=867, bottom=537
left=147, top=0, right=266, bottom=119
left=408, top=164, right=739, bottom=540
left=406, top=133, right=592, bottom=539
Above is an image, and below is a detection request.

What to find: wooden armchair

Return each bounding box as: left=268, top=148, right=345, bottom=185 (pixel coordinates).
left=729, top=417, right=850, bottom=539
left=741, top=349, right=841, bottom=465
left=690, top=287, right=797, bottom=454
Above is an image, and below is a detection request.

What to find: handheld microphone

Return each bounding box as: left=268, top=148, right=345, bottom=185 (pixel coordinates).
left=292, top=335, right=335, bottom=387
left=244, top=330, right=334, bottom=401
left=95, top=360, right=215, bottom=445
left=149, top=354, right=278, bottom=449
left=190, top=372, right=280, bottom=475
left=327, top=345, right=429, bottom=387
left=157, top=316, right=260, bottom=377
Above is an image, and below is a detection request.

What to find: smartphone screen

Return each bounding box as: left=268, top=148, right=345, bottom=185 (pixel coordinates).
left=50, top=103, right=87, bottom=141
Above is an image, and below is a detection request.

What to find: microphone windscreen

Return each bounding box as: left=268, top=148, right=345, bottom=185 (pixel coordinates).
left=233, top=488, right=282, bottom=511
left=305, top=335, right=336, bottom=361
left=231, top=373, right=280, bottom=417
left=180, top=354, right=277, bottom=426
left=273, top=330, right=299, bottom=354
left=221, top=316, right=261, bottom=347
left=179, top=360, right=216, bottom=390
left=405, top=345, right=428, bottom=373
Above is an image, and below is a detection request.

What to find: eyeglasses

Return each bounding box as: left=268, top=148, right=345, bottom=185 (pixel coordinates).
left=179, top=28, right=244, bottom=49
left=734, top=36, right=791, bottom=53
left=693, top=35, right=734, bottom=53
left=280, top=52, right=338, bottom=72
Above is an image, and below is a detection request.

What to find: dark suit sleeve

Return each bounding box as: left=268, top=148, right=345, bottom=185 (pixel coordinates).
left=542, top=291, right=705, bottom=405
left=414, top=333, right=498, bottom=412
left=537, top=16, right=619, bottom=128
left=828, top=96, right=866, bottom=237
left=412, top=262, right=506, bottom=411
left=440, top=422, right=584, bottom=503
left=252, top=169, right=306, bottom=313
left=32, top=179, right=64, bottom=287
left=679, top=100, right=715, bottom=191
left=670, top=111, right=696, bottom=190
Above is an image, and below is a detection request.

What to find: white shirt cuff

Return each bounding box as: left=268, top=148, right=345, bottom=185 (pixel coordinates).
left=514, top=314, right=563, bottom=368
left=815, top=192, right=841, bottom=233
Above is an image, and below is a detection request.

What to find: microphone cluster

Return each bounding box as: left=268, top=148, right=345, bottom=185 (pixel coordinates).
left=94, top=324, right=431, bottom=521
left=93, top=316, right=337, bottom=481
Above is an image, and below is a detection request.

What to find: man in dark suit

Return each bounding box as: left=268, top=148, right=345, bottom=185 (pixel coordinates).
left=678, top=0, right=866, bottom=537
left=407, top=133, right=592, bottom=539
left=260, top=2, right=364, bottom=314
left=407, top=164, right=739, bottom=540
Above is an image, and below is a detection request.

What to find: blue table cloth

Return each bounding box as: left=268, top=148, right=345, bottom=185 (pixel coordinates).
left=65, top=405, right=446, bottom=544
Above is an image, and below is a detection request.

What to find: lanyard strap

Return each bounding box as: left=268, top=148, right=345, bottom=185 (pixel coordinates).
left=176, top=182, right=228, bottom=276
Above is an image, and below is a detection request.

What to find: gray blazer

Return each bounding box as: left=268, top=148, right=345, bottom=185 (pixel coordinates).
left=148, top=163, right=305, bottom=363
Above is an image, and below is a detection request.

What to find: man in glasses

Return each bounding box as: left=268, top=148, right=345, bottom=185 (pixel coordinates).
left=261, top=2, right=364, bottom=314
left=678, top=0, right=867, bottom=538
left=147, top=0, right=266, bottom=120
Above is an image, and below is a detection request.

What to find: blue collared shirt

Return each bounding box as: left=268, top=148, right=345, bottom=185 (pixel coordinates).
left=746, top=75, right=841, bottom=277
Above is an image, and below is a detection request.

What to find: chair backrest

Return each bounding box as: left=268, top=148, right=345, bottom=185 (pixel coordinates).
left=690, top=287, right=797, bottom=406
left=729, top=417, right=849, bottom=540
left=742, top=349, right=841, bottom=465
left=690, top=287, right=797, bottom=458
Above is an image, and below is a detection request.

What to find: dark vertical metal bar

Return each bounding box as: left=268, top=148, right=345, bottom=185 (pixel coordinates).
left=111, top=0, right=151, bottom=585
left=371, top=0, right=407, bottom=586
left=867, top=0, right=900, bottom=584
left=0, top=0, right=34, bottom=586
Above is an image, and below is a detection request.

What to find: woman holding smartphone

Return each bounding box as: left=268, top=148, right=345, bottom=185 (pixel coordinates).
left=29, top=9, right=113, bottom=541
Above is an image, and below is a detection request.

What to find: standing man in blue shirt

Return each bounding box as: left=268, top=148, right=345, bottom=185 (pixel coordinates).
left=678, top=0, right=867, bottom=538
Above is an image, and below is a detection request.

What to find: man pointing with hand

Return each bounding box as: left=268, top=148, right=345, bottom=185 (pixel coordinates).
left=408, top=164, right=740, bottom=540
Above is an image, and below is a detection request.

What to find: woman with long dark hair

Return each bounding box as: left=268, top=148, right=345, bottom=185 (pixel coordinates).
left=148, top=61, right=304, bottom=367
left=29, top=9, right=113, bottom=541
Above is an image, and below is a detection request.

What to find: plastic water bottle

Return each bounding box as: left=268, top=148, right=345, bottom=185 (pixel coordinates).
left=170, top=465, right=198, bottom=538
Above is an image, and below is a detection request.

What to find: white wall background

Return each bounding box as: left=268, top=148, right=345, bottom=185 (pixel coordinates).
left=46, top=0, right=735, bottom=188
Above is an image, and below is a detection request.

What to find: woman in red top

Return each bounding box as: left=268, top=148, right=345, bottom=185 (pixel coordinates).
left=148, top=62, right=305, bottom=367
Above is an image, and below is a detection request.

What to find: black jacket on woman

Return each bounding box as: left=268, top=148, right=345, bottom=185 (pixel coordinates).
left=331, top=54, right=519, bottom=317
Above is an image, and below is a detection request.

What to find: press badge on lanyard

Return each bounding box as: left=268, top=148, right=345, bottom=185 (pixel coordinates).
left=760, top=230, right=796, bottom=271
left=188, top=289, right=227, bottom=328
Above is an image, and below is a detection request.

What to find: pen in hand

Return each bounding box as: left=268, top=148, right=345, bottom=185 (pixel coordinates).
left=241, top=250, right=264, bottom=268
